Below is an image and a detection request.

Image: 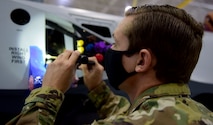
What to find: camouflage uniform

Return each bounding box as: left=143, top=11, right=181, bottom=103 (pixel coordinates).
left=6, top=82, right=213, bottom=125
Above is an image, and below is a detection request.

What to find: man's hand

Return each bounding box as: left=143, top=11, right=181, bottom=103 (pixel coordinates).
left=42, top=50, right=81, bottom=93
left=79, top=57, right=104, bottom=91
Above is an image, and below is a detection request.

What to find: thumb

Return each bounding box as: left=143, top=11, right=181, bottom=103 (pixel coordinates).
left=79, top=64, right=89, bottom=76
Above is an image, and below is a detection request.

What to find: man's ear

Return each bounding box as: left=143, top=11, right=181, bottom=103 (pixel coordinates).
left=135, top=49, right=153, bottom=72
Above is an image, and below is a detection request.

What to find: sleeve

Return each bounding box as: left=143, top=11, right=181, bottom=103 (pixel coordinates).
left=6, top=86, right=64, bottom=125
left=88, top=81, right=130, bottom=119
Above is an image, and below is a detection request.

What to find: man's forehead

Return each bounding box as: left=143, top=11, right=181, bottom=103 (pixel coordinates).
left=116, top=16, right=134, bottom=35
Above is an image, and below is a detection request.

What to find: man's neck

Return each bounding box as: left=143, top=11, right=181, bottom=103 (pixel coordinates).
left=120, top=73, right=162, bottom=103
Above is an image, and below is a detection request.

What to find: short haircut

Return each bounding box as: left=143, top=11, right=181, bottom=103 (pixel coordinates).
left=124, top=5, right=204, bottom=83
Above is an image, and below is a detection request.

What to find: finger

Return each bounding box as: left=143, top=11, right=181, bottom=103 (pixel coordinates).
left=69, top=50, right=81, bottom=65
left=57, top=52, right=64, bottom=60
left=88, top=56, right=103, bottom=70
left=62, top=50, right=73, bottom=59
left=88, top=56, right=104, bottom=74
left=88, top=56, right=98, bottom=64
left=79, top=64, right=89, bottom=75
left=56, top=50, right=72, bottom=60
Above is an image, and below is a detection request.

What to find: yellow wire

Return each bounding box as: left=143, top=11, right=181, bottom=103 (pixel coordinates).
left=177, top=0, right=193, bottom=9
left=132, top=0, right=138, bottom=7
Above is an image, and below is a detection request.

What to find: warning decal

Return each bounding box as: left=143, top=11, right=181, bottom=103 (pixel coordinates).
left=9, top=47, right=28, bottom=64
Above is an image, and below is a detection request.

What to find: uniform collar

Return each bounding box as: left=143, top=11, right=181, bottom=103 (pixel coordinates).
left=139, top=83, right=191, bottom=98
left=129, top=83, right=191, bottom=113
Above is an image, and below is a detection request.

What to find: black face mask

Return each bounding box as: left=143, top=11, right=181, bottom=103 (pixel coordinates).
left=104, top=48, right=136, bottom=90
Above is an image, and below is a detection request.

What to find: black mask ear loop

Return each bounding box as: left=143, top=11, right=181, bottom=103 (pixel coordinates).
left=104, top=48, right=137, bottom=89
